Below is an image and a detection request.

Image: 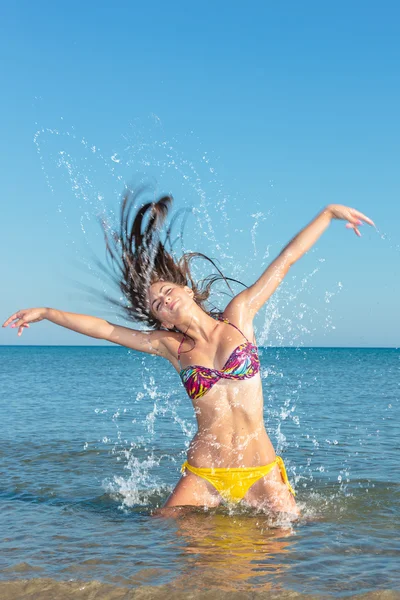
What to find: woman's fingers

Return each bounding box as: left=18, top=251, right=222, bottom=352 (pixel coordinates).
left=4, top=308, right=44, bottom=330
left=8, top=321, right=29, bottom=336
left=346, top=223, right=362, bottom=237
left=346, top=213, right=364, bottom=226
left=351, top=209, right=375, bottom=227
left=3, top=308, right=34, bottom=337
left=2, top=313, right=20, bottom=327
left=332, top=205, right=375, bottom=228
left=11, top=319, right=24, bottom=329
left=347, top=217, right=363, bottom=226
left=9, top=318, right=29, bottom=329
left=3, top=312, right=27, bottom=328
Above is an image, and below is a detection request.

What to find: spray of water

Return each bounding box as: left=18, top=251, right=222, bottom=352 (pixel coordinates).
left=33, top=114, right=380, bottom=517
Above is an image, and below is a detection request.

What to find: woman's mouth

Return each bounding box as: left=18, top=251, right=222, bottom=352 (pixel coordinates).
left=170, top=299, right=179, bottom=310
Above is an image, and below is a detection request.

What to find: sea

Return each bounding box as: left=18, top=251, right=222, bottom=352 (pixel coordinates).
left=0, top=345, right=399, bottom=599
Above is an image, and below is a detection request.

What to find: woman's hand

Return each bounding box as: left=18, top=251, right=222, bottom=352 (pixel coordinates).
left=327, top=204, right=375, bottom=237
left=2, top=308, right=47, bottom=337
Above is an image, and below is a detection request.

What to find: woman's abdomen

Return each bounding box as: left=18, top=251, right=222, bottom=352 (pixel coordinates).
left=187, top=415, right=276, bottom=468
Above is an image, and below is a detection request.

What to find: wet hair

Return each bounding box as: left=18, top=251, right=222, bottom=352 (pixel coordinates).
left=97, top=186, right=246, bottom=330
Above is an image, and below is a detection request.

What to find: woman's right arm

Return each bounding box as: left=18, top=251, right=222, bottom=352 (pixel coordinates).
left=2, top=308, right=173, bottom=358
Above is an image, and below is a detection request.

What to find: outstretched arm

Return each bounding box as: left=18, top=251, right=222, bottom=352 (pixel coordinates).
left=2, top=308, right=172, bottom=357
left=226, top=204, right=375, bottom=320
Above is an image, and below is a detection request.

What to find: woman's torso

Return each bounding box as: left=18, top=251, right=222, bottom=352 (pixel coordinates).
left=168, top=316, right=276, bottom=468
left=186, top=376, right=276, bottom=467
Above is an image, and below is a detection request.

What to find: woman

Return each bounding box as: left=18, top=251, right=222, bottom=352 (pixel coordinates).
left=3, top=190, right=374, bottom=515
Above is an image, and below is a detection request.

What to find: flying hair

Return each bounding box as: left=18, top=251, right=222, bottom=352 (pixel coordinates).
left=96, top=186, right=247, bottom=330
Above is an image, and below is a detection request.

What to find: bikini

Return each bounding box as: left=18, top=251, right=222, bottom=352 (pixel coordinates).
left=178, top=316, right=260, bottom=402
left=178, top=316, right=295, bottom=503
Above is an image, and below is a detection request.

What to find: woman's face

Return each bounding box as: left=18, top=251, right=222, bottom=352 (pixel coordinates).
left=148, top=281, right=193, bottom=326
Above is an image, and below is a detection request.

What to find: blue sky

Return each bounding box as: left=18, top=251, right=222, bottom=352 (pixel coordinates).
left=1, top=1, right=399, bottom=347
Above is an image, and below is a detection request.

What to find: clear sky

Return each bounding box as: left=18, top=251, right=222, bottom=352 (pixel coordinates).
left=1, top=0, right=399, bottom=347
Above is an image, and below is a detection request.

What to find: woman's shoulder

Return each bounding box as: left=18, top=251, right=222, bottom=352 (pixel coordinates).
left=217, top=303, right=256, bottom=343
left=158, top=328, right=186, bottom=369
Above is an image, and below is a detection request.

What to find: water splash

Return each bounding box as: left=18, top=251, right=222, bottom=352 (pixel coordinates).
left=35, top=115, right=354, bottom=510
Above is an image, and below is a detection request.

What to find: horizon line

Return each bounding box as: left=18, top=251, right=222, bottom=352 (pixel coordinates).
left=0, top=344, right=398, bottom=350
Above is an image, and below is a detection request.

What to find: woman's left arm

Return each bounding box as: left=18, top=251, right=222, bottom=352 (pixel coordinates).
left=227, top=204, right=375, bottom=319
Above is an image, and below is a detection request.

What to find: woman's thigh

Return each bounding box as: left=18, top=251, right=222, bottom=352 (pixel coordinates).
left=243, top=465, right=299, bottom=515
left=163, top=471, right=222, bottom=508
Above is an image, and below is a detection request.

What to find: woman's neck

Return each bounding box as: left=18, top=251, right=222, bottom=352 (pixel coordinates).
left=176, top=309, right=220, bottom=344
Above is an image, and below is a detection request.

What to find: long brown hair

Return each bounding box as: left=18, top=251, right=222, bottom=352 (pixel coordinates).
left=96, top=186, right=246, bottom=330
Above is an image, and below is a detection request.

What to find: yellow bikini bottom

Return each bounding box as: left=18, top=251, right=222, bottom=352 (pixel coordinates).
left=181, top=455, right=295, bottom=504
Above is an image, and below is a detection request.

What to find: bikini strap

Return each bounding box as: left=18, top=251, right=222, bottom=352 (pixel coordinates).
left=179, top=316, right=250, bottom=363
left=177, top=326, right=193, bottom=362
left=177, top=334, right=185, bottom=364
left=217, top=315, right=249, bottom=342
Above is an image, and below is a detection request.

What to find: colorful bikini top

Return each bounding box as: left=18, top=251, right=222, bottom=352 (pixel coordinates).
left=178, top=316, right=260, bottom=401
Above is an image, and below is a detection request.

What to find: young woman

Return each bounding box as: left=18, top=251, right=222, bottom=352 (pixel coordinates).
left=3, top=191, right=374, bottom=515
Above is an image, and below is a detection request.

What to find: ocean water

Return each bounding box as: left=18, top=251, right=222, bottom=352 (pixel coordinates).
left=0, top=345, right=399, bottom=599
